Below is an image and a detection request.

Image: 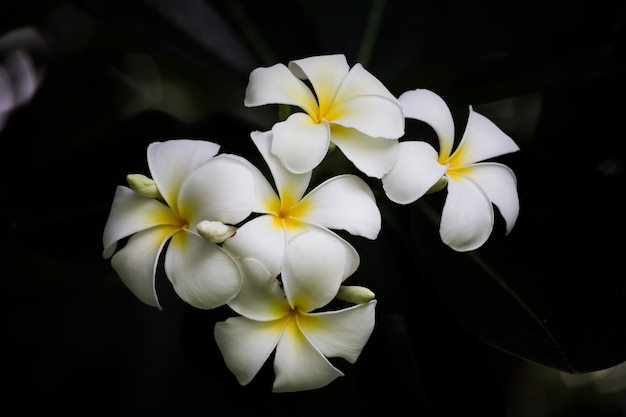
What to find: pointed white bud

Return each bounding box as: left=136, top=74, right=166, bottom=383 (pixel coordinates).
left=197, top=220, right=237, bottom=244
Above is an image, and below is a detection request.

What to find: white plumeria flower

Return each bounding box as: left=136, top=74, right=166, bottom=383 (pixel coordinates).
left=382, top=89, right=520, bottom=252
left=102, top=139, right=256, bottom=309
left=215, top=230, right=377, bottom=393
left=244, top=54, right=404, bottom=177
left=223, top=129, right=381, bottom=279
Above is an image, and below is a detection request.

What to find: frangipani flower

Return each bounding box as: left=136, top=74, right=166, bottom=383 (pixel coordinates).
left=223, top=129, right=381, bottom=279
left=215, top=230, right=377, bottom=393
left=102, top=139, right=256, bottom=309
left=382, top=89, right=520, bottom=251
left=244, top=54, right=404, bottom=177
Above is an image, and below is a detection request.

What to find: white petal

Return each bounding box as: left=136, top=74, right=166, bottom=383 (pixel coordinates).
left=102, top=186, right=180, bottom=259
left=305, top=226, right=361, bottom=280
left=398, top=89, right=456, bottom=159
left=299, top=174, right=381, bottom=239
left=440, top=175, right=494, bottom=251
left=244, top=63, right=318, bottom=116
left=214, top=316, right=286, bottom=386
left=147, top=139, right=220, bottom=208
left=227, top=257, right=291, bottom=321
left=273, top=318, right=344, bottom=393
left=381, top=141, right=448, bottom=204
left=288, top=54, right=349, bottom=115
left=299, top=300, right=376, bottom=363
left=177, top=154, right=255, bottom=226
left=218, top=148, right=281, bottom=214
left=462, top=162, right=519, bottom=234
left=110, top=226, right=178, bottom=309
left=282, top=230, right=347, bottom=312
left=164, top=231, right=242, bottom=309
left=331, top=125, right=400, bottom=178
left=271, top=113, right=331, bottom=174
left=222, top=215, right=287, bottom=278
left=251, top=130, right=312, bottom=202
left=453, top=107, right=520, bottom=165
left=330, top=95, right=404, bottom=139
left=334, top=63, right=400, bottom=102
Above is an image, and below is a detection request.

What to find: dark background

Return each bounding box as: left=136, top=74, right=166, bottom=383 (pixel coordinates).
left=1, top=1, right=625, bottom=415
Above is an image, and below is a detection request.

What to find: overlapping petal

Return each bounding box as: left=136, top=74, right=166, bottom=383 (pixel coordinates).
left=459, top=163, right=519, bottom=234
left=440, top=175, right=494, bottom=251
left=451, top=107, right=520, bottom=166
left=273, top=319, right=344, bottom=393
left=282, top=230, right=347, bottom=312
left=222, top=214, right=287, bottom=278
left=271, top=113, right=331, bottom=174
left=330, top=95, right=404, bottom=140
left=251, top=130, right=311, bottom=202
left=398, top=88, right=455, bottom=159
left=110, top=225, right=178, bottom=309
left=214, top=316, right=287, bottom=386
left=147, top=139, right=220, bottom=209
left=334, top=63, right=399, bottom=103
left=331, top=124, right=399, bottom=178
left=299, top=301, right=376, bottom=363
left=288, top=54, right=350, bottom=113
left=102, top=186, right=181, bottom=258
left=299, top=174, right=381, bottom=239
left=226, top=257, right=291, bottom=321
left=165, top=231, right=242, bottom=309
left=177, top=154, right=256, bottom=226
left=382, top=141, right=448, bottom=204
left=244, top=63, right=318, bottom=114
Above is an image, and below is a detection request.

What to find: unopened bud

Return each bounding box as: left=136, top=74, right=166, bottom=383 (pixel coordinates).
left=197, top=220, right=237, bottom=244
left=336, top=285, right=375, bottom=304
left=127, top=174, right=161, bottom=199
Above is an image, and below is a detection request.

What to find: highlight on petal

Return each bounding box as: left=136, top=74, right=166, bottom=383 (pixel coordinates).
left=177, top=154, right=256, bottom=226
left=282, top=230, right=347, bottom=312
left=300, top=174, right=381, bottom=240
left=440, top=175, right=494, bottom=251
left=398, top=89, right=456, bottom=159
left=330, top=95, right=404, bottom=139
left=453, top=107, right=520, bottom=166
left=244, top=63, right=318, bottom=115
left=331, top=125, right=399, bottom=178
left=382, top=141, right=448, bottom=204
left=251, top=130, right=312, bottom=202
left=102, top=186, right=181, bottom=259
left=214, top=315, right=287, bottom=386
left=110, top=226, right=178, bottom=309
left=165, top=231, right=242, bottom=309
left=299, top=300, right=376, bottom=363
left=272, top=318, right=344, bottom=393
left=147, top=139, right=220, bottom=208
left=271, top=113, right=331, bottom=174
left=461, top=162, right=519, bottom=234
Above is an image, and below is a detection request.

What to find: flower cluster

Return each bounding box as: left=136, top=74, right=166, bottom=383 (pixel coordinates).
left=102, top=54, right=519, bottom=392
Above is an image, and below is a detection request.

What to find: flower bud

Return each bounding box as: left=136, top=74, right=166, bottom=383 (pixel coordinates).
left=126, top=174, right=161, bottom=199
left=336, top=285, right=375, bottom=304
left=197, top=220, right=237, bottom=244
